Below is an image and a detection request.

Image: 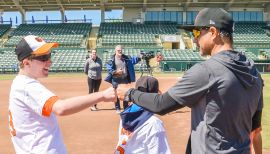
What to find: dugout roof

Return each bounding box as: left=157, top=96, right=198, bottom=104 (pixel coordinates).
left=0, top=0, right=270, bottom=12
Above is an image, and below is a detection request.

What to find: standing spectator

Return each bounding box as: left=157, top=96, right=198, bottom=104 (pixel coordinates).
left=105, top=45, right=141, bottom=113
left=117, top=8, right=264, bottom=153
left=156, top=52, right=163, bottom=64
left=151, top=52, right=163, bottom=72
left=84, top=48, right=103, bottom=111
left=9, top=35, right=116, bottom=154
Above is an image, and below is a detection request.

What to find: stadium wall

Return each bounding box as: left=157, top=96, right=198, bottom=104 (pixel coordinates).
left=266, top=10, right=270, bottom=21
left=123, top=8, right=141, bottom=22
left=123, top=7, right=269, bottom=24
left=227, top=7, right=269, bottom=22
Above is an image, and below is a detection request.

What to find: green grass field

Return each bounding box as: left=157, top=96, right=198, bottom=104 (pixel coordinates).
left=1, top=72, right=269, bottom=149
left=261, top=74, right=270, bottom=149
left=0, top=72, right=183, bottom=80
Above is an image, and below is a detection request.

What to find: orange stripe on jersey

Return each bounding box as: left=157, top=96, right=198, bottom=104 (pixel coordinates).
left=42, top=96, right=58, bottom=117
left=9, top=111, right=16, bottom=136
left=116, top=146, right=125, bottom=154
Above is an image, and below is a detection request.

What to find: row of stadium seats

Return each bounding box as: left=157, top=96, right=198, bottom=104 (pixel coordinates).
left=101, top=34, right=156, bottom=40
left=100, top=48, right=203, bottom=62
left=50, top=48, right=88, bottom=72
left=234, top=22, right=266, bottom=34
left=5, top=35, right=83, bottom=47
left=0, top=48, right=18, bottom=72
left=233, top=22, right=270, bottom=48
left=234, top=43, right=270, bottom=48
left=0, top=24, right=11, bottom=37
left=1, top=21, right=270, bottom=73
left=2, top=23, right=92, bottom=48
left=11, top=23, right=92, bottom=36
left=235, top=48, right=262, bottom=61
left=98, top=34, right=159, bottom=47
left=99, top=22, right=178, bottom=35
left=161, top=49, right=203, bottom=61
left=97, top=22, right=177, bottom=48
left=1, top=47, right=270, bottom=73
left=234, top=34, right=270, bottom=45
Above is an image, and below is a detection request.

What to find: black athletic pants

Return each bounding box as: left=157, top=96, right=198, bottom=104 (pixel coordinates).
left=87, top=78, right=102, bottom=107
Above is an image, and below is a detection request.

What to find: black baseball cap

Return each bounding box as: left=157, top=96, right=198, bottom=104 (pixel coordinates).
left=180, top=8, right=234, bottom=33
left=15, top=35, right=58, bottom=61
left=135, top=76, right=159, bottom=93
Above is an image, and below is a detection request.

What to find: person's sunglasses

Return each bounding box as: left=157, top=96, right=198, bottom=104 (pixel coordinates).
left=32, top=53, right=51, bottom=62
left=192, top=27, right=210, bottom=39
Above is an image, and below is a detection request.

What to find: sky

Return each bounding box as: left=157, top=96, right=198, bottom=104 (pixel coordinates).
left=1, top=10, right=123, bottom=27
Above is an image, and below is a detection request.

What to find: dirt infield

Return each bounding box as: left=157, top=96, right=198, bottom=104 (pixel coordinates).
left=2, top=75, right=269, bottom=154
left=0, top=75, right=190, bottom=154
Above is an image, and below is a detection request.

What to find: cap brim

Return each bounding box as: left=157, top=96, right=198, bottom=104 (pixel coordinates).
left=177, top=25, right=196, bottom=32
left=32, top=43, right=59, bottom=56
left=178, top=25, right=209, bottom=32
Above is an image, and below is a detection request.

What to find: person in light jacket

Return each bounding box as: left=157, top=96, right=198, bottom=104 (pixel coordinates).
left=84, top=48, right=103, bottom=111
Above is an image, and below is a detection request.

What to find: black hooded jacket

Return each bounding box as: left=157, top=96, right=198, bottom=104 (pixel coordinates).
left=129, top=50, right=263, bottom=153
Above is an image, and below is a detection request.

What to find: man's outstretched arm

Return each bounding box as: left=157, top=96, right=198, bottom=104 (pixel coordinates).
left=126, top=89, right=184, bottom=115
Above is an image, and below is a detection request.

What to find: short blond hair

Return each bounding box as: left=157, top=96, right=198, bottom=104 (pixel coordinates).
left=115, top=45, right=122, bottom=51
left=18, top=55, right=36, bottom=68
left=88, top=48, right=97, bottom=53
left=19, top=61, right=24, bottom=69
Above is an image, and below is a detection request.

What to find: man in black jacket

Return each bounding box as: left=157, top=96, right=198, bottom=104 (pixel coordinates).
left=117, top=8, right=263, bottom=153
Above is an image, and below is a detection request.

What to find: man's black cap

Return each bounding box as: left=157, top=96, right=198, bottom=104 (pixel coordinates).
left=180, top=8, right=234, bottom=33
left=135, top=76, right=159, bottom=93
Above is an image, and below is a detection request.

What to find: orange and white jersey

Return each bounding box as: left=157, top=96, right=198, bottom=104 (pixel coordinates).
left=115, top=116, right=171, bottom=154
left=8, top=75, right=66, bottom=154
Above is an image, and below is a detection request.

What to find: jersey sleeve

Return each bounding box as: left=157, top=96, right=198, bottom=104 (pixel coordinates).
left=168, top=63, right=211, bottom=107
left=42, top=96, right=59, bottom=117
left=26, top=81, right=57, bottom=117
left=146, top=118, right=171, bottom=154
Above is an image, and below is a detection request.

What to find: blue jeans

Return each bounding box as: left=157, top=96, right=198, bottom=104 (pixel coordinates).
left=112, top=78, right=129, bottom=110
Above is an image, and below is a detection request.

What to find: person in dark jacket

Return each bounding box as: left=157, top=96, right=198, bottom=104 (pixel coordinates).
left=105, top=45, right=141, bottom=113
left=117, top=8, right=263, bottom=153
left=84, top=49, right=103, bottom=111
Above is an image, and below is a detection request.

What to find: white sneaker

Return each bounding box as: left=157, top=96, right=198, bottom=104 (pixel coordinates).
left=116, top=109, right=121, bottom=114
left=90, top=107, right=97, bottom=111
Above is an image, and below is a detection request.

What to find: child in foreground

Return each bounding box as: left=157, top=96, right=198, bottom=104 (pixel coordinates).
left=115, top=76, right=171, bottom=154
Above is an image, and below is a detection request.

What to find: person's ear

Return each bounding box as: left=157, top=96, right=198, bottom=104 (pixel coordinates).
left=209, top=27, right=220, bottom=40
left=22, top=59, right=30, bottom=66
left=209, top=26, right=216, bottom=35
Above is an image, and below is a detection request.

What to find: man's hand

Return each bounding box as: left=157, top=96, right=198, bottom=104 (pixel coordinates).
left=102, top=87, right=117, bottom=102
left=113, top=69, right=123, bottom=77
left=117, top=84, right=133, bottom=101
left=123, top=88, right=135, bottom=102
